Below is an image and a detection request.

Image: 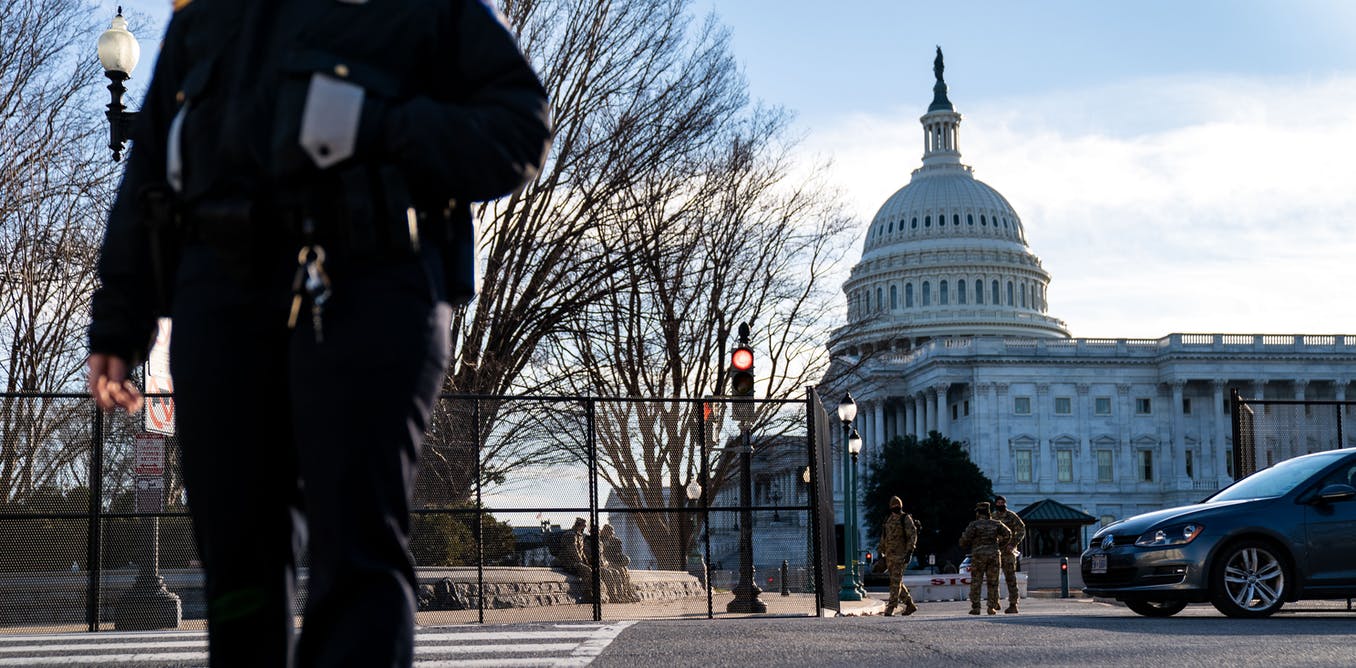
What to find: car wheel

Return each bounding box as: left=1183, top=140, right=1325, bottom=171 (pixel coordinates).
left=1124, top=599, right=1188, bottom=617
left=1209, top=540, right=1287, bottom=618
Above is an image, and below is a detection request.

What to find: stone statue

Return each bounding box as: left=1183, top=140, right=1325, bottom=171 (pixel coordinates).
left=556, top=517, right=608, bottom=603
left=599, top=524, right=640, bottom=603
left=933, top=46, right=944, bottom=83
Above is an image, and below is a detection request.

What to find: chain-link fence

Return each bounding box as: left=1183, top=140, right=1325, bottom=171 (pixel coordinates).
left=0, top=391, right=833, bottom=633
left=1230, top=389, right=1352, bottom=479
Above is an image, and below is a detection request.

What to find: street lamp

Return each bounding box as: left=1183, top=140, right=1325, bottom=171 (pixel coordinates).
left=837, top=392, right=863, bottom=601
left=97, top=7, right=141, bottom=161
left=801, top=465, right=814, bottom=594
left=685, top=480, right=707, bottom=586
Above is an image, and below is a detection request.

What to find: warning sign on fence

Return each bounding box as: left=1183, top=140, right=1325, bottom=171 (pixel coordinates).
left=134, top=432, right=165, bottom=477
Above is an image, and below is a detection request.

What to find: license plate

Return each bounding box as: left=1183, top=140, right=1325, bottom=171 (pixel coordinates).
left=1090, top=553, right=1107, bottom=574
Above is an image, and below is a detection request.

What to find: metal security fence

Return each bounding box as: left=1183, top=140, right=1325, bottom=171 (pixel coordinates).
left=0, top=390, right=835, bottom=633
left=1230, top=389, right=1353, bottom=480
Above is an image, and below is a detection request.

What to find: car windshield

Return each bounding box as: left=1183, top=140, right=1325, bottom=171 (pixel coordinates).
left=1209, top=452, right=1352, bottom=502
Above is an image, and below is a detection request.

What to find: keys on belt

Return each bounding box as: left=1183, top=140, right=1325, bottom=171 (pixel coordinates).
left=288, top=243, right=332, bottom=343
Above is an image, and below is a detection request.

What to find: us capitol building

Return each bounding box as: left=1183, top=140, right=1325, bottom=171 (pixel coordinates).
left=824, top=50, right=1356, bottom=546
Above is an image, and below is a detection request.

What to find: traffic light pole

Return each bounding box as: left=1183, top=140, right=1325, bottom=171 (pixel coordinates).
left=726, top=423, right=766, bottom=613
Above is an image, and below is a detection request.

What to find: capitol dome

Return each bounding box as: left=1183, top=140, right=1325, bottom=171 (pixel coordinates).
left=833, top=49, right=1069, bottom=357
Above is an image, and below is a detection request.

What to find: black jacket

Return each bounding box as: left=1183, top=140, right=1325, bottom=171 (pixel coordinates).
left=89, top=0, right=551, bottom=364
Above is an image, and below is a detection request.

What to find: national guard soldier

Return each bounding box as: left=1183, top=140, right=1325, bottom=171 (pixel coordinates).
left=877, top=496, right=918, bottom=616
left=958, top=501, right=1012, bottom=615
left=991, top=495, right=1026, bottom=613
left=86, top=1, right=551, bottom=665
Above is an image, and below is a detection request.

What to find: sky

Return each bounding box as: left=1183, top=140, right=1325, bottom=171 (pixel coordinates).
left=99, top=0, right=1356, bottom=338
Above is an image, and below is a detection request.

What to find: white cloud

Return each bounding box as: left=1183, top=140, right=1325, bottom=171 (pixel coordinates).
left=805, top=74, right=1356, bottom=338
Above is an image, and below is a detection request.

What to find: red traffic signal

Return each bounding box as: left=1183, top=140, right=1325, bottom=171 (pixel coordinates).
left=730, top=346, right=755, bottom=397
left=864, top=551, right=873, bottom=564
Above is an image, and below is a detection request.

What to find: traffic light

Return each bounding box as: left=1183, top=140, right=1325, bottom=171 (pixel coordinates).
left=863, top=551, right=873, bottom=567
left=729, top=322, right=754, bottom=398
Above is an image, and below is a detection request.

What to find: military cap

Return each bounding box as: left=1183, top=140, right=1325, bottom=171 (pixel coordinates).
left=974, top=501, right=991, bottom=515
left=889, top=496, right=903, bottom=509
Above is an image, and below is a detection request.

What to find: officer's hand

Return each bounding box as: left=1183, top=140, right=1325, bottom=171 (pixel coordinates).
left=88, top=353, right=144, bottom=413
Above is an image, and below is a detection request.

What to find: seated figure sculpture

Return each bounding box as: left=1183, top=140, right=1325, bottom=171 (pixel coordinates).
left=555, top=517, right=607, bottom=604
left=599, top=524, right=640, bottom=603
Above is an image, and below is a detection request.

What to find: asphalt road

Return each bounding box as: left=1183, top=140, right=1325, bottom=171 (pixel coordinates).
left=593, top=598, right=1356, bottom=667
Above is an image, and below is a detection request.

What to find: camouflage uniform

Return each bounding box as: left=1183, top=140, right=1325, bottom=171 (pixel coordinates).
left=958, top=503, right=1012, bottom=615
left=991, top=503, right=1026, bottom=613
left=877, top=506, right=919, bottom=616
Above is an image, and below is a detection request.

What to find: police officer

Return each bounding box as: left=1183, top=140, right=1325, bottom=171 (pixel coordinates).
left=958, top=501, right=1012, bottom=615
left=86, top=1, right=551, bottom=665
left=991, top=495, right=1026, bottom=613
left=876, top=496, right=918, bottom=617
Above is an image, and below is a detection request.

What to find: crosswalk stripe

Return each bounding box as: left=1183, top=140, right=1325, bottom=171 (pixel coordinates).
left=0, top=620, right=636, bottom=667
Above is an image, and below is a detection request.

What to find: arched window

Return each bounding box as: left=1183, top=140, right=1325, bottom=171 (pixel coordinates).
left=940, top=280, right=949, bottom=305
left=922, top=281, right=932, bottom=306
left=953, top=214, right=960, bottom=226
left=925, top=216, right=931, bottom=227
left=991, top=280, right=1000, bottom=304
left=911, top=217, right=918, bottom=229
left=1021, top=283, right=1027, bottom=308
left=958, top=280, right=967, bottom=304
left=890, top=284, right=898, bottom=309
left=980, top=215, right=987, bottom=226
left=938, top=213, right=945, bottom=226
left=905, top=283, right=914, bottom=307
left=888, top=221, right=894, bottom=233
left=1007, top=281, right=1014, bottom=306
left=975, top=279, right=984, bottom=304
left=967, top=214, right=974, bottom=225
left=876, top=287, right=883, bottom=312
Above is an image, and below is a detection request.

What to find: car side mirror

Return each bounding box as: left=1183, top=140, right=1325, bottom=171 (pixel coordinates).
left=1314, top=483, right=1356, bottom=504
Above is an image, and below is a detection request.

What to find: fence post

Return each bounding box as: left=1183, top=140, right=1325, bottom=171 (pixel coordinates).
left=87, top=403, right=104, bottom=633
left=587, top=398, right=601, bottom=622
left=473, top=398, right=484, bottom=624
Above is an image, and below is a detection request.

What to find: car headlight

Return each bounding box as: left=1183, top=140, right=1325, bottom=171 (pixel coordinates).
left=1135, top=523, right=1203, bottom=547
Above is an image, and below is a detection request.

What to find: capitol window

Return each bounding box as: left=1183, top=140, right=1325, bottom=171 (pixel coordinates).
left=922, top=281, right=931, bottom=306
left=1057, top=450, right=1073, bottom=483
left=980, top=214, right=987, bottom=226
left=925, top=215, right=931, bottom=227
left=1135, top=398, right=1152, bottom=415
left=938, top=213, right=945, bottom=226
left=1138, top=450, right=1153, bottom=481
left=1007, top=281, right=1014, bottom=306
left=953, top=214, right=960, bottom=226
left=967, top=214, right=974, bottom=225
left=888, top=221, right=894, bottom=233
left=940, top=281, right=949, bottom=305
left=905, top=283, right=914, bottom=307
left=911, top=217, right=917, bottom=229
left=991, top=280, right=999, bottom=304
left=876, top=287, right=883, bottom=312
left=957, top=280, right=966, bottom=304
left=1054, top=397, right=1072, bottom=415
left=890, top=285, right=897, bottom=309
left=1096, top=450, right=1114, bottom=482
left=974, top=280, right=983, bottom=304
left=1095, top=397, right=1112, bottom=415
left=1014, top=396, right=1032, bottom=415
left=1016, top=450, right=1033, bottom=482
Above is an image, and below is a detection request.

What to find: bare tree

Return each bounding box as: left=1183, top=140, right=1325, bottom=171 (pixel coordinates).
left=417, top=0, right=761, bottom=506
left=0, top=0, right=120, bottom=505
left=533, top=103, right=855, bottom=567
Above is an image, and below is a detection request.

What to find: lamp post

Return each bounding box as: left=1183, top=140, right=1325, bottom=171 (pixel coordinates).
left=801, top=465, right=814, bottom=594
left=685, top=480, right=707, bottom=586
left=97, top=7, right=141, bottom=161
left=837, top=393, right=863, bottom=601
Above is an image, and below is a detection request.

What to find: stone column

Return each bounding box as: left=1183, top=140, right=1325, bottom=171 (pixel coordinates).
left=878, top=398, right=889, bottom=449
left=995, top=384, right=1009, bottom=485
left=896, top=402, right=907, bottom=443
left=1035, top=383, right=1050, bottom=486
left=1338, top=380, right=1349, bottom=450
left=1077, top=383, right=1092, bottom=491
left=934, top=383, right=951, bottom=438
left=926, top=389, right=938, bottom=440
left=1170, top=381, right=1187, bottom=485
left=1117, top=384, right=1133, bottom=485
left=912, top=393, right=924, bottom=439
left=1292, top=379, right=1309, bottom=460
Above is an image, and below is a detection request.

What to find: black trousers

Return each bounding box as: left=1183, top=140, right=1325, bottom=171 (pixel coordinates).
left=170, top=237, right=450, bottom=667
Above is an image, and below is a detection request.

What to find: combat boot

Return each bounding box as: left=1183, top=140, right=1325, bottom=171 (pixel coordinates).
left=968, top=607, right=980, bottom=615
left=1005, top=604, right=1019, bottom=614
left=883, top=605, right=895, bottom=617
left=988, top=607, right=998, bottom=615
left=903, top=601, right=918, bottom=616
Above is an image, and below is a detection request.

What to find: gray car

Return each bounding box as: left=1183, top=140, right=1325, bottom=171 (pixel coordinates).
left=1081, top=448, right=1356, bottom=618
